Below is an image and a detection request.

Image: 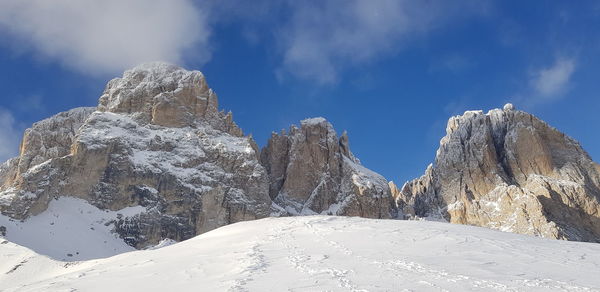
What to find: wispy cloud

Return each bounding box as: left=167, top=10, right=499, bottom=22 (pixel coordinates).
left=0, top=0, right=210, bottom=75
left=0, top=108, right=22, bottom=163
left=509, top=57, right=577, bottom=107
left=275, top=0, right=489, bottom=84
left=530, top=57, right=576, bottom=98
left=201, top=0, right=489, bottom=85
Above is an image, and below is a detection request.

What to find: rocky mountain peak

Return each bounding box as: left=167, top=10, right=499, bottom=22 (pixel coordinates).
left=443, top=103, right=514, bottom=141
left=0, top=64, right=268, bottom=249
left=397, top=104, right=600, bottom=242
left=4, top=61, right=599, bottom=261
left=0, top=64, right=397, bottom=253
left=97, top=62, right=219, bottom=128
left=261, top=117, right=395, bottom=218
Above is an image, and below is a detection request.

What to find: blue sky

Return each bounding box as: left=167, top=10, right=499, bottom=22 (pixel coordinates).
left=1, top=1, right=599, bottom=184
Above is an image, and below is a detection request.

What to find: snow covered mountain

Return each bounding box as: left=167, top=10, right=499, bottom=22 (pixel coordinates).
left=0, top=63, right=394, bottom=257
left=2, top=216, right=600, bottom=291
left=394, top=104, right=600, bottom=242
left=1, top=62, right=600, bottom=277
left=0, top=63, right=272, bottom=251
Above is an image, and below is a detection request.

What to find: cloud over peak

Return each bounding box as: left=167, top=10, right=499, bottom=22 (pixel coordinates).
left=531, top=57, right=576, bottom=98
left=0, top=0, right=210, bottom=75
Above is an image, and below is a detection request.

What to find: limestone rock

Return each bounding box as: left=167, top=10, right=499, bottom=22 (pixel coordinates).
left=0, top=107, right=95, bottom=217
left=397, top=104, right=600, bottom=242
left=0, top=63, right=270, bottom=248
left=5, top=107, right=95, bottom=186
left=97, top=62, right=242, bottom=136
left=261, top=118, right=396, bottom=218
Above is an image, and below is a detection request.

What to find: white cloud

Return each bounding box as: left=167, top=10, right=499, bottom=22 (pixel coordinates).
left=0, top=0, right=489, bottom=83
left=276, top=0, right=488, bottom=84
left=0, top=0, right=210, bottom=75
left=509, top=57, right=577, bottom=106
left=531, top=58, right=576, bottom=98
left=0, top=108, right=22, bottom=163
left=201, top=0, right=489, bottom=84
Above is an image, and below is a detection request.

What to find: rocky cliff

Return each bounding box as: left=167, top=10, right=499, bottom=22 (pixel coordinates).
left=0, top=63, right=271, bottom=248
left=395, top=104, right=600, bottom=242
left=261, top=118, right=396, bottom=218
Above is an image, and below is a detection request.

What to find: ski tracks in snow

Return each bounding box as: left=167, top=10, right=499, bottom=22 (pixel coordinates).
left=228, top=217, right=597, bottom=292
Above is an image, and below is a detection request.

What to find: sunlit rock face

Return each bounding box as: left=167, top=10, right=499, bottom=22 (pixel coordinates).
left=0, top=63, right=270, bottom=248
left=396, top=104, right=600, bottom=242
left=261, top=118, right=396, bottom=218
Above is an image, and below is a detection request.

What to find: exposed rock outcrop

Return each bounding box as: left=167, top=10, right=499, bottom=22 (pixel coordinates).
left=261, top=118, right=396, bottom=218
left=396, top=104, right=600, bottom=242
left=0, top=63, right=270, bottom=248
left=0, top=107, right=95, bottom=188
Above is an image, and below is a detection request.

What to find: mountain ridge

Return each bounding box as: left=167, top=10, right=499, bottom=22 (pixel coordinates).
left=0, top=63, right=396, bottom=255
left=1, top=62, right=599, bottom=261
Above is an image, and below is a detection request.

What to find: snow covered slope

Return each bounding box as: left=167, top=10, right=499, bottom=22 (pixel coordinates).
left=0, top=197, right=145, bottom=261
left=2, top=216, right=600, bottom=291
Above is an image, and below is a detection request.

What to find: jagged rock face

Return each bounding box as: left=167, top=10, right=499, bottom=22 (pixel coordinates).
left=0, top=107, right=96, bottom=218
left=97, top=63, right=243, bottom=136
left=0, top=108, right=95, bottom=187
left=261, top=118, right=396, bottom=218
left=397, top=104, right=600, bottom=242
left=0, top=63, right=270, bottom=248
